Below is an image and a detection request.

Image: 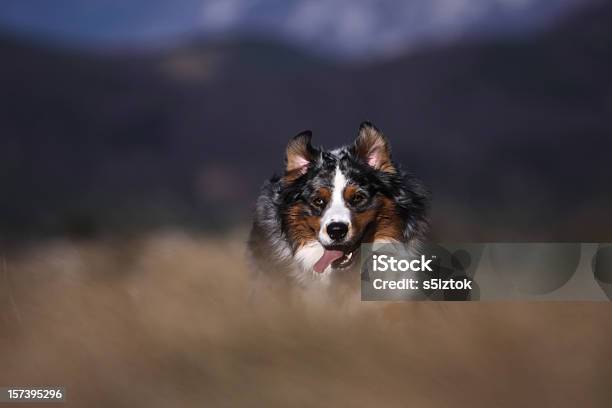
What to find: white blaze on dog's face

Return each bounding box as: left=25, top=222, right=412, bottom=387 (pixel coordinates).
left=319, top=166, right=352, bottom=246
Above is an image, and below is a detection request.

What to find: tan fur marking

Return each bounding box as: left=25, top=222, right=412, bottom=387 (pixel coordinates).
left=285, top=203, right=320, bottom=249
left=372, top=196, right=404, bottom=241
left=343, top=184, right=359, bottom=203
left=351, top=208, right=377, bottom=240
left=316, top=187, right=331, bottom=202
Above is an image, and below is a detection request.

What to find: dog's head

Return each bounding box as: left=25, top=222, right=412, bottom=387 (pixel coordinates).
left=279, top=122, right=429, bottom=274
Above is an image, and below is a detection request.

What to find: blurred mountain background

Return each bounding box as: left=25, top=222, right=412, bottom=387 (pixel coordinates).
left=0, top=0, right=582, bottom=58
left=1, top=0, right=611, bottom=242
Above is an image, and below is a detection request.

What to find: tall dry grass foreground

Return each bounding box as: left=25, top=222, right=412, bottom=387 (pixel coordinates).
left=1, top=230, right=612, bottom=407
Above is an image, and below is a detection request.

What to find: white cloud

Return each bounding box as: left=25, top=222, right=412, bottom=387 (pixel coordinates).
left=201, top=0, right=247, bottom=30
left=195, top=0, right=579, bottom=58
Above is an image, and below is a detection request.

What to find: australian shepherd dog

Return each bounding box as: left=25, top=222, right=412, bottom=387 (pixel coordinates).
left=248, top=122, right=430, bottom=288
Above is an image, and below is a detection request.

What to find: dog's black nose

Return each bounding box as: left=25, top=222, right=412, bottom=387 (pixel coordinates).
left=327, top=222, right=349, bottom=241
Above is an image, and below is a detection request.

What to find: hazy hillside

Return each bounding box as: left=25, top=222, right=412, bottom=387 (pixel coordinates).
left=1, top=1, right=611, bottom=241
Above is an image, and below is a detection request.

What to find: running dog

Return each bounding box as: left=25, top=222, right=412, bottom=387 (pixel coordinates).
left=248, top=122, right=429, bottom=287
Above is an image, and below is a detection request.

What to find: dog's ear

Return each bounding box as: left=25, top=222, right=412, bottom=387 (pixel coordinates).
left=285, top=130, right=316, bottom=176
left=354, top=122, right=395, bottom=173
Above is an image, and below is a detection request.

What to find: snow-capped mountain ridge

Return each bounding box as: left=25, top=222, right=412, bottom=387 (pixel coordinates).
left=0, top=0, right=583, bottom=59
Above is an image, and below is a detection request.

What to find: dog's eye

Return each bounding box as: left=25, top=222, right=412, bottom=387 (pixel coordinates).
left=350, top=192, right=367, bottom=206
left=311, top=197, right=326, bottom=208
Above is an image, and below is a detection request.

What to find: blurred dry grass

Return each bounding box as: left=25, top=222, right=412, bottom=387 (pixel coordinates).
left=1, top=230, right=612, bottom=407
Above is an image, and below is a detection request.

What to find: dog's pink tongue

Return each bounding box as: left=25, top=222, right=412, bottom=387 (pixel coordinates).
left=314, top=249, right=344, bottom=273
